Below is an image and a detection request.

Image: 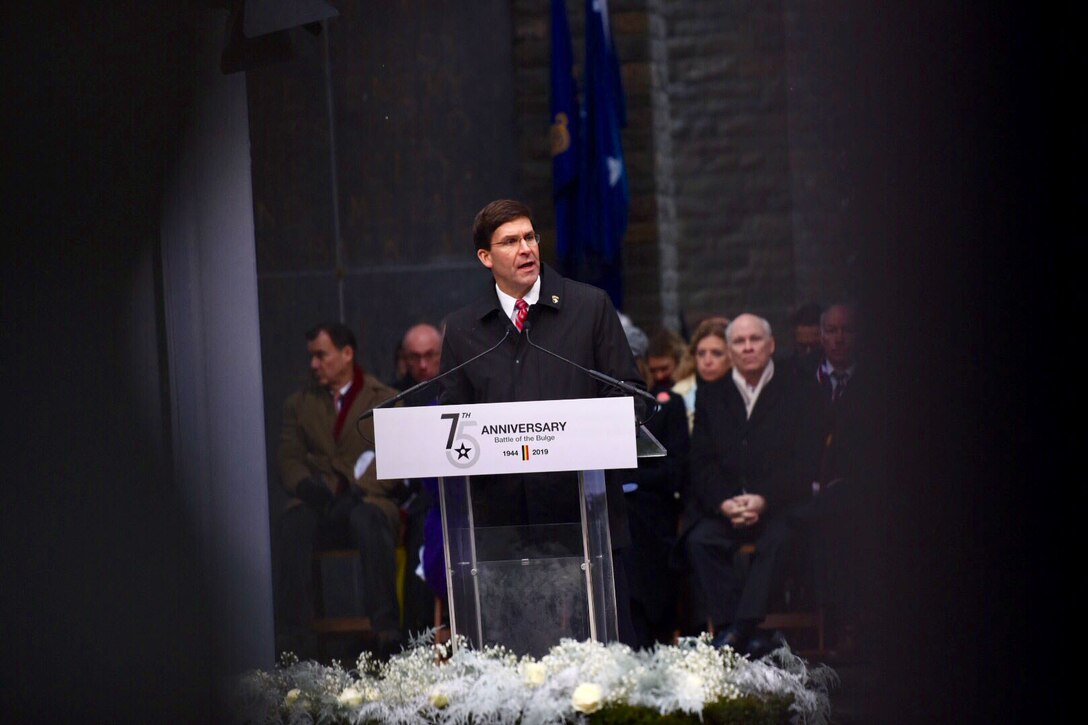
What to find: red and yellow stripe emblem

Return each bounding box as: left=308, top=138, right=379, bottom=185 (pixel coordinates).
left=521, top=445, right=530, bottom=460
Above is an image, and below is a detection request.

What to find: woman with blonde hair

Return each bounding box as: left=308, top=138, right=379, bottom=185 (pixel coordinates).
left=672, top=316, right=731, bottom=433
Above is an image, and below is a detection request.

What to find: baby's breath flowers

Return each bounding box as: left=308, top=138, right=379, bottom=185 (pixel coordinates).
left=236, top=629, right=833, bottom=724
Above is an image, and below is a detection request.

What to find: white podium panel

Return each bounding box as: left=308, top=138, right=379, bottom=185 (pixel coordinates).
left=373, top=397, right=636, bottom=480
left=368, top=396, right=660, bottom=657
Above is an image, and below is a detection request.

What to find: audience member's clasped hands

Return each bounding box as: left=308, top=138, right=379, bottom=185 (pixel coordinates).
left=720, top=493, right=766, bottom=528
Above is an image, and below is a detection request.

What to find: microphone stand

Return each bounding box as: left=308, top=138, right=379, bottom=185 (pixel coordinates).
left=522, top=321, right=661, bottom=425
left=355, top=327, right=512, bottom=435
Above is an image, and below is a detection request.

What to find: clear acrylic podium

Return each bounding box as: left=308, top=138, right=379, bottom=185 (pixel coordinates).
left=437, top=426, right=665, bottom=657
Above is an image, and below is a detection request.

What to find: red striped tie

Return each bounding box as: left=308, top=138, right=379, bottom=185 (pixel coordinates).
left=514, top=298, right=529, bottom=331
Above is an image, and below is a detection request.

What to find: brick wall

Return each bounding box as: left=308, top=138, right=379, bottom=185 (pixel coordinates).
left=514, top=0, right=859, bottom=341
left=782, top=3, right=866, bottom=309
left=643, top=0, right=798, bottom=333
left=512, top=0, right=660, bottom=328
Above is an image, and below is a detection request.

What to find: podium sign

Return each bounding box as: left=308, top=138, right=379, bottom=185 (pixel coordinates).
left=373, top=397, right=636, bottom=480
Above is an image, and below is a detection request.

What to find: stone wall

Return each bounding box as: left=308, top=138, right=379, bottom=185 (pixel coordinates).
left=513, top=0, right=859, bottom=340
left=511, top=0, right=659, bottom=327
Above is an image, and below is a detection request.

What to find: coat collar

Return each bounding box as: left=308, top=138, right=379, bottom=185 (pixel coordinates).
left=718, top=371, right=782, bottom=427
left=535, top=264, right=565, bottom=312
left=746, top=372, right=782, bottom=426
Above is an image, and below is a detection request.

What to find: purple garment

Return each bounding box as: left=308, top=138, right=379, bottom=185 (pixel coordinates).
left=421, top=477, right=446, bottom=599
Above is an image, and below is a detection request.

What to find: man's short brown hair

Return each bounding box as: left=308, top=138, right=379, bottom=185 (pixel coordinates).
left=472, top=199, right=534, bottom=251
left=647, top=328, right=685, bottom=362
left=305, top=321, right=357, bottom=354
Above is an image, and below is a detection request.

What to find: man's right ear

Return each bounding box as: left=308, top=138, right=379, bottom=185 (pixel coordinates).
left=476, top=248, right=493, bottom=270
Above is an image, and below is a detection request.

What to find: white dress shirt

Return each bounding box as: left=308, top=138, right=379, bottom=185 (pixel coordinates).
left=494, top=276, right=541, bottom=327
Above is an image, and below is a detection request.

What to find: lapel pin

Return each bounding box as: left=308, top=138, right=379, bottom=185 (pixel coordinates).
left=552, top=295, right=559, bottom=304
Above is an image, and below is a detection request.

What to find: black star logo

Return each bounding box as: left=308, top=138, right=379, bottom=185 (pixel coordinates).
left=455, top=443, right=471, bottom=460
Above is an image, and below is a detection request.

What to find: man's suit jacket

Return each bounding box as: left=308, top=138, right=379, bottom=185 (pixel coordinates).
left=277, top=367, right=401, bottom=530
left=804, top=363, right=880, bottom=496
left=438, top=264, right=645, bottom=546
left=684, top=371, right=815, bottom=532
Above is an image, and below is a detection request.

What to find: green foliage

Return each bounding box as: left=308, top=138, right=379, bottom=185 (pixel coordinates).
left=586, top=695, right=794, bottom=725
left=703, top=695, right=794, bottom=724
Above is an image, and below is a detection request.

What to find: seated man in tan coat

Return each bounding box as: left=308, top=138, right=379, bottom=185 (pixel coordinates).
left=275, top=322, right=402, bottom=656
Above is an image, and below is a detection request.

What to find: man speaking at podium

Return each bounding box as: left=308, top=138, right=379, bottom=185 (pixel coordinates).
left=439, top=199, right=646, bottom=645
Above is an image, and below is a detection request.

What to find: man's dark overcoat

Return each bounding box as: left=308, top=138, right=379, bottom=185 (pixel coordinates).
left=438, top=264, right=645, bottom=547
left=799, top=361, right=885, bottom=635
left=683, top=372, right=812, bottom=532
left=679, top=369, right=818, bottom=629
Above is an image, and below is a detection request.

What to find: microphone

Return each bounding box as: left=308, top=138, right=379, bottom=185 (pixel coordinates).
left=355, top=326, right=512, bottom=431
left=522, top=319, right=660, bottom=424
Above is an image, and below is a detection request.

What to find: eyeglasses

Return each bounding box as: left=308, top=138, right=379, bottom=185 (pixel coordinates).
left=490, top=231, right=541, bottom=251
left=404, top=351, right=440, bottom=363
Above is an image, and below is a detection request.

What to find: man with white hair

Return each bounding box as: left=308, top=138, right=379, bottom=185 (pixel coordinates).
left=681, top=313, right=814, bottom=653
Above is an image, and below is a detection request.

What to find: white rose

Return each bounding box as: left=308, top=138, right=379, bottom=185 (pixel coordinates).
left=684, top=672, right=703, bottom=689
left=571, top=683, right=603, bottom=713
left=677, top=671, right=704, bottom=699
left=283, top=688, right=301, bottom=706
left=337, top=686, right=363, bottom=708
left=523, top=662, right=547, bottom=687
left=429, top=688, right=450, bottom=708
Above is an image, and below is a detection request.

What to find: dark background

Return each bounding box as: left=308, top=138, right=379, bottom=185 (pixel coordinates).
left=1, top=1, right=1077, bottom=721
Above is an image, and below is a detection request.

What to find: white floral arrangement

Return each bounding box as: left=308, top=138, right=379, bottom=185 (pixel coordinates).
left=235, top=632, right=835, bottom=724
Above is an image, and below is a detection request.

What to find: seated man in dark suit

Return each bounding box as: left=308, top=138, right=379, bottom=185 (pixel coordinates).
left=390, top=322, right=445, bottom=634
left=778, top=301, right=823, bottom=384
left=681, top=313, right=815, bottom=654
left=804, top=302, right=882, bottom=656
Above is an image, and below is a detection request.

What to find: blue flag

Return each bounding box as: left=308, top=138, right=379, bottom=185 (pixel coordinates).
left=550, top=0, right=580, bottom=268
left=578, top=0, right=629, bottom=308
